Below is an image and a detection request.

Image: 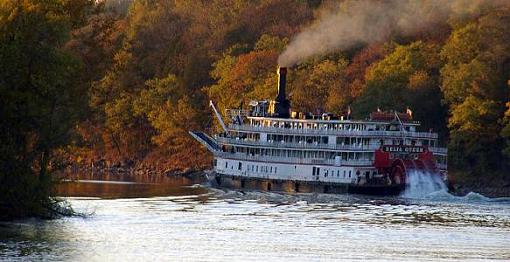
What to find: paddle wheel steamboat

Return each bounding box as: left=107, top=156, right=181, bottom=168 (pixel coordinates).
left=190, top=67, right=447, bottom=195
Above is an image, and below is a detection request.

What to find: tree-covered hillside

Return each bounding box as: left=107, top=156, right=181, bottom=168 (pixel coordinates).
left=71, top=0, right=509, bottom=175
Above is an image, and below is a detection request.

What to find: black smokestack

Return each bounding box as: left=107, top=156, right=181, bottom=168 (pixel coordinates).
left=273, top=66, right=290, bottom=118
left=277, top=67, right=287, bottom=102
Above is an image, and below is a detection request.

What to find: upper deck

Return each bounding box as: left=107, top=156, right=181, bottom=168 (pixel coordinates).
left=228, top=115, right=438, bottom=140
left=229, top=123, right=438, bottom=139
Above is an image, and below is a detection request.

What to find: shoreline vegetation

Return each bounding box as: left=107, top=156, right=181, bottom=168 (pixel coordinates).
left=1, top=0, right=510, bottom=220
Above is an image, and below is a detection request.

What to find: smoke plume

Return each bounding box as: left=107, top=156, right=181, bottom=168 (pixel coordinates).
left=278, top=0, right=509, bottom=67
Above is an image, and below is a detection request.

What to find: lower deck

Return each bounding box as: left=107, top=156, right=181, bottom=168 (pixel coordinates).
left=215, top=157, right=381, bottom=185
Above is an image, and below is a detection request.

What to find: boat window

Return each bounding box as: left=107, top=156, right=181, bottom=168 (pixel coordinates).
left=225, top=162, right=228, bottom=168
left=349, top=170, right=351, bottom=178
left=238, top=162, right=242, bottom=170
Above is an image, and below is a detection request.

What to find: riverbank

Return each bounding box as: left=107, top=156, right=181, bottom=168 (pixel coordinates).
left=61, top=163, right=510, bottom=198
left=448, top=171, right=510, bottom=198
left=449, top=182, right=510, bottom=198
left=60, top=163, right=207, bottom=185
left=63, top=160, right=199, bottom=178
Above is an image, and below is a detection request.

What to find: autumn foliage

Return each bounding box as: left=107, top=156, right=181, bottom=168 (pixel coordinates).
left=66, top=0, right=510, bottom=176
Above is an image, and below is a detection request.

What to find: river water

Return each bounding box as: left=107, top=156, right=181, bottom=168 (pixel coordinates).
left=1, top=177, right=510, bottom=261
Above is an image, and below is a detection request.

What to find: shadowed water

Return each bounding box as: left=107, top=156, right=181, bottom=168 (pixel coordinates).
left=1, top=179, right=509, bottom=261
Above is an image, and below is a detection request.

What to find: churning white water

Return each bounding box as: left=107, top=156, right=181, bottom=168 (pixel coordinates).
left=402, top=170, right=448, bottom=198
left=402, top=170, right=510, bottom=203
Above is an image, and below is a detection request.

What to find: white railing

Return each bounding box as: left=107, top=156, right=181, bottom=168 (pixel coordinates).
left=216, top=137, right=380, bottom=151
left=229, top=124, right=438, bottom=139
left=214, top=152, right=373, bottom=166
left=216, top=137, right=447, bottom=155
left=429, top=147, right=448, bottom=154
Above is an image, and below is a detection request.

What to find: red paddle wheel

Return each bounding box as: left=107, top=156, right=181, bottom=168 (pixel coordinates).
left=374, top=148, right=438, bottom=186
left=390, top=159, right=406, bottom=185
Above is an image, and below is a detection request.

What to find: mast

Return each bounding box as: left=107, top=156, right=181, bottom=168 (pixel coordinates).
left=210, top=100, right=228, bottom=133
left=394, top=111, right=406, bottom=142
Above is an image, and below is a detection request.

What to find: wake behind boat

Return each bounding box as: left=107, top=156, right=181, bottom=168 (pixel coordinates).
left=190, top=67, right=448, bottom=195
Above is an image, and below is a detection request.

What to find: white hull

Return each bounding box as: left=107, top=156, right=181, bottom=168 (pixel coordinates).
left=215, top=156, right=376, bottom=185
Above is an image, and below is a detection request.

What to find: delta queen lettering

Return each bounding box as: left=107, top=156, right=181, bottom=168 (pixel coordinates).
left=382, top=146, right=425, bottom=153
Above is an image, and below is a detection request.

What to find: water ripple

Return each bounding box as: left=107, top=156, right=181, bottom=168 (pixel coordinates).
left=1, top=187, right=509, bottom=261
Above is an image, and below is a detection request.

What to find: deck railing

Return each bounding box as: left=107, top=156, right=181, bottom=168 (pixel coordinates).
left=215, top=151, right=447, bottom=170
left=228, top=124, right=439, bottom=139
left=216, top=137, right=447, bottom=154
left=216, top=137, right=380, bottom=151
left=214, top=152, right=373, bottom=166
left=429, top=147, right=448, bottom=154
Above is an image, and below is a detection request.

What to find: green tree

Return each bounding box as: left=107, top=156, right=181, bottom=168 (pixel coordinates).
left=353, top=41, right=446, bottom=135
left=440, top=9, right=510, bottom=173
left=134, top=75, right=210, bottom=169
left=448, top=96, right=502, bottom=172
left=291, top=58, right=348, bottom=114
left=91, top=0, right=187, bottom=160
left=0, top=0, right=86, bottom=219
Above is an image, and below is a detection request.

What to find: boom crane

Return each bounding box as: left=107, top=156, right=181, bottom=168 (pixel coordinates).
left=209, top=100, right=228, bottom=133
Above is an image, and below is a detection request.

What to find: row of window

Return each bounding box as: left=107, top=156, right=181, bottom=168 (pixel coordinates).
left=247, top=164, right=277, bottom=174
left=267, top=134, right=329, bottom=144
left=312, top=167, right=352, bottom=178
left=251, top=120, right=373, bottom=131
left=233, top=147, right=375, bottom=161
left=221, top=160, right=385, bottom=181
left=223, top=161, right=278, bottom=174
left=235, top=132, right=436, bottom=148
